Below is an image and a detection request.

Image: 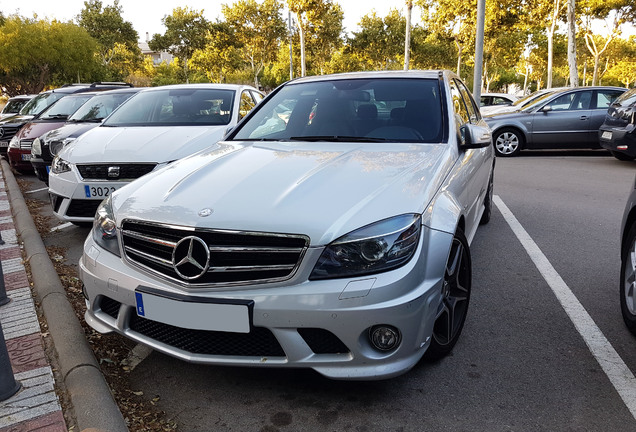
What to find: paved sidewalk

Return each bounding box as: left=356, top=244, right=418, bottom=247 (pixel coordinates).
left=0, top=176, right=67, bottom=431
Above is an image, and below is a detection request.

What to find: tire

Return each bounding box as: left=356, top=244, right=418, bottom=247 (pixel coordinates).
left=424, top=228, right=472, bottom=360
left=621, top=221, right=636, bottom=335
left=493, top=128, right=523, bottom=157
left=610, top=150, right=636, bottom=162
left=480, top=170, right=494, bottom=225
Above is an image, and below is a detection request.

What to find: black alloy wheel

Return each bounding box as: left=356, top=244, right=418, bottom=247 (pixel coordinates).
left=425, top=228, right=471, bottom=360
left=621, top=221, right=636, bottom=335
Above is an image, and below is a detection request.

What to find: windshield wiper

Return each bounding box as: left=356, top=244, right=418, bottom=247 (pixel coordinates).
left=289, top=135, right=389, bottom=143
left=42, top=114, right=68, bottom=120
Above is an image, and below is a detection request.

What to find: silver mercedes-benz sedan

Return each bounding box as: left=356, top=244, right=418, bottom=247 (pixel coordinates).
left=80, top=70, right=495, bottom=380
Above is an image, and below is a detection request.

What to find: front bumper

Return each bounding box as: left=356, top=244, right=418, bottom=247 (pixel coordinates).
left=49, top=169, right=129, bottom=222
left=80, top=225, right=454, bottom=380
left=599, top=125, right=636, bottom=157
left=7, top=148, right=34, bottom=172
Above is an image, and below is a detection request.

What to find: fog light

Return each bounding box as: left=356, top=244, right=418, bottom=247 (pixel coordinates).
left=369, top=325, right=401, bottom=351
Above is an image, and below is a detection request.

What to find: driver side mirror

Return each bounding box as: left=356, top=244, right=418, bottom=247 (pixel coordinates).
left=540, top=105, right=553, bottom=113
left=460, top=124, right=491, bottom=149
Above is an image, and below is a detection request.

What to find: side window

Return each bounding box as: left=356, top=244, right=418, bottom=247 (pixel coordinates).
left=596, top=90, right=624, bottom=109
left=251, top=91, right=264, bottom=104
left=239, top=91, right=256, bottom=119
left=455, top=79, right=479, bottom=123
left=548, top=92, right=576, bottom=111
left=450, top=79, right=470, bottom=125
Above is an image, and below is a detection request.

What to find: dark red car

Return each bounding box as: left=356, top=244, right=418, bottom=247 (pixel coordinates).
left=8, top=93, right=98, bottom=173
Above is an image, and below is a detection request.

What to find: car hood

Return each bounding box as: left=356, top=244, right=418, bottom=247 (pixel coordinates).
left=42, top=123, right=99, bottom=142
left=112, top=141, right=455, bottom=246
left=16, top=121, right=65, bottom=140
left=59, top=125, right=228, bottom=164
left=483, top=110, right=531, bottom=122
left=0, top=114, right=35, bottom=127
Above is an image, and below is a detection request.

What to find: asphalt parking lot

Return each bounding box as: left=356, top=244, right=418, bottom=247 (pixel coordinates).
left=14, top=150, right=636, bottom=431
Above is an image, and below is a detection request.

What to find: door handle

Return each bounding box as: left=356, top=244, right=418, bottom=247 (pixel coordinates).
left=580, top=115, right=589, bottom=120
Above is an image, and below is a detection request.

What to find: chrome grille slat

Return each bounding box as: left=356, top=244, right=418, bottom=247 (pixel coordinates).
left=207, top=246, right=303, bottom=253
left=208, top=264, right=295, bottom=273
left=121, top=220, right=309, bottom=286
left=122, top=230, right=177, bottom=248
left=124, top=246, right=173, bottom=268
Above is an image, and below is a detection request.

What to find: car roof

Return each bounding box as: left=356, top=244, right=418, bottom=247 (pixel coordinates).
left=45, top=82, right=133, bottom=95
left=288, top=70, right=448, bottom=84
left=7, top=94, right=37, bottom=100
left=137, top=83, right=258, bottom=93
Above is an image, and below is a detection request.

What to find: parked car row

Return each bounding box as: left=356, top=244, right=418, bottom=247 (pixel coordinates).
left=49, top=83, right=264, bottom=225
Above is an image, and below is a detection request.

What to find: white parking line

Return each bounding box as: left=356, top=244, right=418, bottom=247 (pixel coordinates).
left=50, top=222, right=74, bottom=233
left=26, top=187, right=48, bottom=194
left=493, top=195, right=636, bottom=420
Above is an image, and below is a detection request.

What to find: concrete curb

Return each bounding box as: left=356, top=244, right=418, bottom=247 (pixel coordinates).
left=2, top=159, right=128, bottom=432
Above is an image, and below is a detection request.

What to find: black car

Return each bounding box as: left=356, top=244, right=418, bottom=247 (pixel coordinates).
left=599, top=88, right=636, bottom=161
left=0, top=82, right=133, bottom=157
left=30, top=87, right=143, bottom=184
left=620, top=177, right=636, bottom=335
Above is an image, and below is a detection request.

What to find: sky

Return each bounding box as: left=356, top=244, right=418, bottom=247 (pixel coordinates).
left=0, top=0, right=416, bottom=40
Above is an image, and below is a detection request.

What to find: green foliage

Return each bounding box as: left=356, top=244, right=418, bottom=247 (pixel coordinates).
left=347, top=9, right=406, bottom=70
left=191, top=22, right=243, bottom=83
left=149, top=7, right=211, bottom=83
left=0, top=15, right=101, bottom=95
left=222, top=0, right=286, bottom=87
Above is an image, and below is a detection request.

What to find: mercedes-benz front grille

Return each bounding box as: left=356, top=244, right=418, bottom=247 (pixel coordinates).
left=121, top=221, right=310, bottom=286
left=78, top=163, right=157, bottom=180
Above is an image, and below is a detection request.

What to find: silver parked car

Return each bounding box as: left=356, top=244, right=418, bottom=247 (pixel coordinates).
left=485, top=86, right=626, bottom=156
left=621, top=177, right=636, bottom=335
left=80, top=70, right=495, bottom=380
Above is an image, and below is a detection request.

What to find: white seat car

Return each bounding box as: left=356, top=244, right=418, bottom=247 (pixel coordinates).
left=49, top=84, right=263, bottom=224
left=80, top=70, right=495, bottom=380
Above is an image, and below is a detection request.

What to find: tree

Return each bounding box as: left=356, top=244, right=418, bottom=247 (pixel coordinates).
left=223, top=0, right=286, bottom=87
left=348, top=10, right=406, bottom=71
left=77, top=0, right=140, bottom=67
left=567, top=0, right=578, bottom=86
left=301, top=1, right=344, bottom=75
left=149, top=7, right=210, bottom=83
left=580, top=0, right=636, bottom=85
left=404, top=0, right=413, bottom=70
left=0, top=16, right=100, bottom=95
left=288, top=0, right=343, bottom=77
left=191, top=22, right=243, bottom=83
left=419, top=0, right=476, bottom=76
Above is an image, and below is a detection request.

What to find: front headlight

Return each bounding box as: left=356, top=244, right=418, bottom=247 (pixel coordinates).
left=309, top=214, right=421, bottom=280
left=51, top=137, right=76, bottom=156
left=51, top=155, right=72, bottom=174
left=92, top=196, right=120, bottom=256
left=31, top=138, right=41, bottom=156
left=8, top=136, right=19, bottom=149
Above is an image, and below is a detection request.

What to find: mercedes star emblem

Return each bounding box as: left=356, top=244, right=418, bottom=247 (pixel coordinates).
left=198, top=208, right=213, bottom=217
left=172, top=236, right=210, bottom=280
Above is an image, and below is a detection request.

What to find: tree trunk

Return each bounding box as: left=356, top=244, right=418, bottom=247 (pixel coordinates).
left=547, top=29, right=554, bottom=88
left=296, top=13, right=306, bottom=77
left=567, top=0, right=578, bottom=86
left=455, top=40, right=462, bottom=76
left=404, top=0, right=412, bottom=70
left=592, top=54, right=600, bottom=86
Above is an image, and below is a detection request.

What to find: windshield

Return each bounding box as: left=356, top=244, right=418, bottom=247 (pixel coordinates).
left=2, top=98, right=30, bottom=114
left=232, top=78, right=444, bottom=143
left=613, top=88, right=636, bottom=108
left=520, top=91, right=563, bottom=112
left=19, top=92, right=64, bottom=116
left=69, top=91, right=138, bottom=122
left=103, top=88, right=235, bottom=127
left=38, top=94, right=94, bottom=120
